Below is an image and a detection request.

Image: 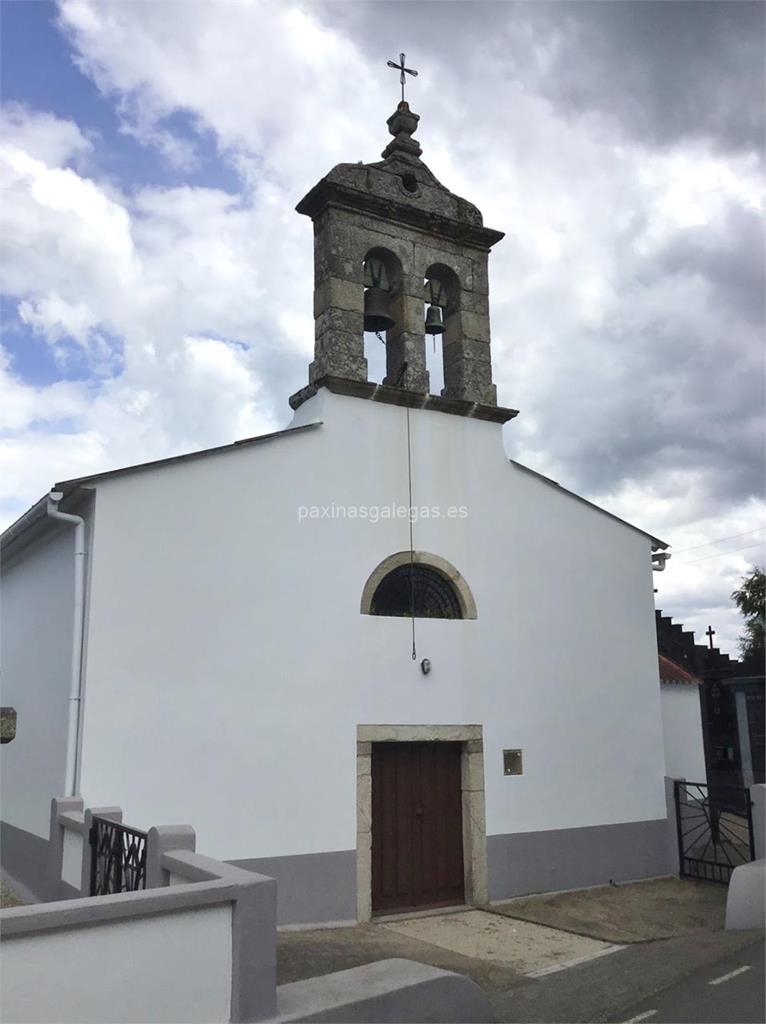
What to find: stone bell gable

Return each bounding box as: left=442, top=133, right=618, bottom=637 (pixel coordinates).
left=294, top=101, right=506, bottom=407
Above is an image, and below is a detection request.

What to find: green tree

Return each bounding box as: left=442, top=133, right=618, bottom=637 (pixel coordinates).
left=731, top=566, right=765, bottom=659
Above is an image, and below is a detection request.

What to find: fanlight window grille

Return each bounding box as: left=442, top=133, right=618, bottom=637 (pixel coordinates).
left=370, top=563, right=463, bottom=619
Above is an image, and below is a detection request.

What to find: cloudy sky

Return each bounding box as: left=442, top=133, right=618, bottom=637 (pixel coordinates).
left=1, top=1, right=763, bottom=653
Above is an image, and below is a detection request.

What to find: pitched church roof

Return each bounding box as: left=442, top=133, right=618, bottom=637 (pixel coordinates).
left=658, top=653, right=701, bottom=685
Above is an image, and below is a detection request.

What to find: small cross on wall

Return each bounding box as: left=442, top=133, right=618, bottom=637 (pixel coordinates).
left=706, top=625, right=716, bottom=650
left=387, top=52, right=418, bottom=103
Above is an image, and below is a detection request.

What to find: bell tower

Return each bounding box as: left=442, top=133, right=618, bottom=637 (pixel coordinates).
left=292, top=91, right=510, bottom=413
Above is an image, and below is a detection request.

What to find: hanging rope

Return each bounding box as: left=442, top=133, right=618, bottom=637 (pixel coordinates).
left=396, top=360, right=417, bottom=661
left=406, top=400, right=417, bottom=661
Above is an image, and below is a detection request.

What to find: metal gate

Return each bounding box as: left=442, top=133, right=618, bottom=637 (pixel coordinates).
left=89, top=815, right=148, bottom=896
left=675, top=780, right=755, bottom=884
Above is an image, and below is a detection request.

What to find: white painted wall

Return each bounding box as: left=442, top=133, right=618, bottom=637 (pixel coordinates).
left=1, top=905, right=232, bottom=1023
left=661, top=684, right=707, bottom=782
left=0, top=527, right=75, bottom=837
left=73, top=388, right=666, bottom=859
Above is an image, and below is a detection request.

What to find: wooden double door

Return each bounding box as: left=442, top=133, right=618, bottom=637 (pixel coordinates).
left=371, top=741, right=465, bottom=914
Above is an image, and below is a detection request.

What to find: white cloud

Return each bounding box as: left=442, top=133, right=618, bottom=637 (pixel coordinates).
left=0, top=102, right=92, bottom=167
left=0, top=111, right=281, bottom=522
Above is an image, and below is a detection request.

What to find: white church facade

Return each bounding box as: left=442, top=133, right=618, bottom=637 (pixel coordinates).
left=1, top=98, right=674, bottom=924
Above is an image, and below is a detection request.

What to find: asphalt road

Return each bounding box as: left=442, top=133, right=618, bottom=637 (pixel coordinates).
left=613, top=940, right=764, bottom=1024
left=486, top=928, right=763, bottom=1023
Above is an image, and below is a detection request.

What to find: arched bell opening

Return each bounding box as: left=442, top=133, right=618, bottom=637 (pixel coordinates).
left=363, top=248, right=403, bottom=384
left=424, top=264, right=461, bottom=396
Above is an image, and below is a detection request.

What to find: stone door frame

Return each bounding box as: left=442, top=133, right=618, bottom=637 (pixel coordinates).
left=356, top=724, right=488, bottom=922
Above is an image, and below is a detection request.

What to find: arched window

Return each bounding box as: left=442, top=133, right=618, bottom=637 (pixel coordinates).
left=371, top=563, right=463, bottom=619
left=360, top=551, right=478, bottom=620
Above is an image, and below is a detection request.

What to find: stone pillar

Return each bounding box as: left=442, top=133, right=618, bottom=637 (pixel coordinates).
left=384, top=271, right=429, bottom=392
left=356, top=741, right=372, bottom=923
left=145, top=824, right=196, bottom=889
left=309, top=217, right=367, bottom=384
left=751, top=783, right=765, bottom=861
left=441, top=261, right=497, bottom=406
left=48, top=796, right=83, bottom=901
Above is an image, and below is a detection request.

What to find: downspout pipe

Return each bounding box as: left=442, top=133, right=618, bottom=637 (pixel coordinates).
left=46, top=490, right=86, bottom=797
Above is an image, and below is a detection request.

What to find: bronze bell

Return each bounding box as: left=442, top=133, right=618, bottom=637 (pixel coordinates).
left=364, top=287, right=396, bottom=333
left=425, top=303, right=445, bottom=335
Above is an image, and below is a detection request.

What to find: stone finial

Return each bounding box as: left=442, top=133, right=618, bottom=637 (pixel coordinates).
left=381, top=101, right=422, bottom=160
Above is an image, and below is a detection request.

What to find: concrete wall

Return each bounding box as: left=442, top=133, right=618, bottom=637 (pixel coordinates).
left=0, top=527, right=75, bottom=839
left=1, top=806, right=278, bottom=1024
left=3, top=797, right=487, bottom=1024
left=2, top=904, right=232, bottom=1023
left=661, top=684, right=707, bottom=783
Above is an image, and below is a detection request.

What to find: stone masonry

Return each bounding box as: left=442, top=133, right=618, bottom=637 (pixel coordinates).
left=295, top=102, right=505, bottom=406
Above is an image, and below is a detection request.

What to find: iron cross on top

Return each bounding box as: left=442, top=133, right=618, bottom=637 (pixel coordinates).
left=387, top=53, right=418, bottom=103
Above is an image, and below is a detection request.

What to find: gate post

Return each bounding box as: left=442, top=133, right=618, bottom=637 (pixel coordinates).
left=751, top=784, right=765, bottom=861
left=665, top=776, right=683, bottom=875
left=82, top=805, right=122, bottom=896
left=48, top=796, right=83, bottom=900
left=145, top=825, right=196, bottom=889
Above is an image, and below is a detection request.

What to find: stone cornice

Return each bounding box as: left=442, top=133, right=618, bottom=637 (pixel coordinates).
left=295, top=181, right=504, bottom=251
left=289, top=375, right=518, bottom=424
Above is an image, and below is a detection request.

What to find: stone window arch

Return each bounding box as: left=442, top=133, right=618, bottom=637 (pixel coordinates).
left=360, top=551, right=477, bottom=620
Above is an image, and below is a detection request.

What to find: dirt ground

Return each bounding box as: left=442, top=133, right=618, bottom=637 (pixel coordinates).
left=491, top=876, right=728, bottom=943
left=278, top=916, right=528, bottom=995
left=278, top=877, right=728, bottom=994
left=380, top=909, right=618, bottom=974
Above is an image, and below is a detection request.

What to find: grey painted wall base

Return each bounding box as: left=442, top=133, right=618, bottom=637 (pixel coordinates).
left=230, top=849, right=356, bottom=925
left=487, top=818, right=672, bottom=901
left=274, top=958, right=490, bottom=1023
left=230, top=819, right=672, bottom=925
left=0, top=821, right=49, bottom=901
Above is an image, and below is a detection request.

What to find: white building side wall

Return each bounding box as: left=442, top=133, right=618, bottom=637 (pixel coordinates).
left=661, top=684, right=707, bottom=782
left=78, top=389, right=666, bottom=860
left=0, top=527, right=75, bottom=837
left=1, top=905, right=232, bottom=1023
